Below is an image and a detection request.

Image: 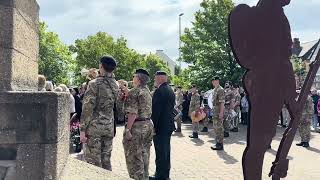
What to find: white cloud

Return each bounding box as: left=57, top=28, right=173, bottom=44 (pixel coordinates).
left=37, top=0, right=320, bottom=62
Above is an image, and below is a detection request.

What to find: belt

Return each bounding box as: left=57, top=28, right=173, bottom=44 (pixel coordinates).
left=135, top=117, right=150, bottom=122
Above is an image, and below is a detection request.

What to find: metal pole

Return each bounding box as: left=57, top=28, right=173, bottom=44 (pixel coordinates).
left=179, top=13, right=184, bottom=67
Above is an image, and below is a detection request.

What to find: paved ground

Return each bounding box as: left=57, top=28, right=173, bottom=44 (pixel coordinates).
left=73, top=122, right=320, bottom=180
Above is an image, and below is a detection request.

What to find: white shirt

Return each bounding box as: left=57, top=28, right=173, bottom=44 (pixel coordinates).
left=70, top=94, right=76, bottom=113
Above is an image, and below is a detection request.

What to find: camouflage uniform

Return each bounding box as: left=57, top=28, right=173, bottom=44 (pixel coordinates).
left=299, top=96, right=313, bottom=143
left=224, top=88, right=235, bottom=133
left=233, top=93, right=241, bottom=129
left=175, top=92, right=184, bottom=131
left=117, top=95, right=126, bottom=123
left=80, top=73, right=119, bottom=171
left=189, top=92, right=201, bottom=133
left=213, top=86, right=225, bottom=143
left=123, top=86, right=154, bottom=180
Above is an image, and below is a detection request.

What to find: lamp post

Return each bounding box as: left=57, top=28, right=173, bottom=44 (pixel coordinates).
left=179, top=13, right=184, bottom=67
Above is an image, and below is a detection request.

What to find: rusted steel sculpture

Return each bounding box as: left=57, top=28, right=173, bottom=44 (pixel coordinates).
left=229, top=0, right=320, bottom=179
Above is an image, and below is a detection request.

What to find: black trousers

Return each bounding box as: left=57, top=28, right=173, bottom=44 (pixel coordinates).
left=153, top=133, right=172, bottom=179
left=241, top=112, right=248, bottom=125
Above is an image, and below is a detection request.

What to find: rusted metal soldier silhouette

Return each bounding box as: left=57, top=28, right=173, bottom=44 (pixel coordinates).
left=229, top=0, right=320, bottom=180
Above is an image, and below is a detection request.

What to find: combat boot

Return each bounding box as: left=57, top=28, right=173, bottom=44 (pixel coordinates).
left=201, top=127, right=208, bottom=132
left=211, top=143, right=224, bottom=151
left=296, top=142, right=304, bottom=146
left=224, top=131, right=230, bottom=137
left=189, top=132, right=198, bottom=138
left=303, top=142, right=310, bottom=148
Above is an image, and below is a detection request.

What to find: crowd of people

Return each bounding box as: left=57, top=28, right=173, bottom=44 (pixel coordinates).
left=36, top=55, right=320, bottom=180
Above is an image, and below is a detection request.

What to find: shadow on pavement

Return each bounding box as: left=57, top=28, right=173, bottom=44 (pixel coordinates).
left=172, top=132, right=185, bottom=138
left=266, top=148, right=293, bottom=160
left=216, top=150, right=239, bottom=164
left=190, top=138, right=205, bottom=146
left=307, top=147, right=320, bottom=154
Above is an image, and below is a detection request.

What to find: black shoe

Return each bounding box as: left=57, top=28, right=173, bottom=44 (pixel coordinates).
left=175, top=128, right=181, bottom=133
left=303, top=142, right=310, bottom=148
left=296, top=142, right=304, bottom=146
left=230, top=128, right=238, bottom=132
left=267, top=145, right=271, bottom=149
left=211, top=143, right=224, bottom=151
left=201, top=127, right=208, bottom=132
left=189, top=132, right=198, bottom=138
left=224, top=131, right=229, bottom=137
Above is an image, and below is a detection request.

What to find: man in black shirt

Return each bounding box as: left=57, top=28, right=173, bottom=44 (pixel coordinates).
left=150, top=71, right=175, bottom=180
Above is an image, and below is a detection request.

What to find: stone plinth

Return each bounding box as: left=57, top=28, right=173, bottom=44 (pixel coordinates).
left=0, top=92, right=70, bottom=180
left=0, top=0, right=39, bottom=91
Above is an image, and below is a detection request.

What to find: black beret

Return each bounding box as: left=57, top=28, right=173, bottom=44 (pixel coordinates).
left=100, top=56, right=117, bottom=67
left=135, top=69, right=149, bottom=76
left=191, top=84, right=197, bottom=88
left=212, top=76, right=220, bottom=81
left=155, top=71, right=167, bottom=76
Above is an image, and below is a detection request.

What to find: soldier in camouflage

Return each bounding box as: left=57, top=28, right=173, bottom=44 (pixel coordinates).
left=175, top=86, right=184, bottom=132
left=80, top=56, right=119, bottom=171
left=223, top=81, right=235, bottom=138
left=296, top=92, right=313, bottom=148
left=122, top=69, right=154, bottom=180
left=117, top=80, right=128, bottom=124
left=211, top=76, right=225, bottom=151
left=189, top=85, right=201, bottom=139
left=231, top=85, right=241, bottom=132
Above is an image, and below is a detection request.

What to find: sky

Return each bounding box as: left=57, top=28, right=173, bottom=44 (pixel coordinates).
left=38, top=0, right=320, bottom=63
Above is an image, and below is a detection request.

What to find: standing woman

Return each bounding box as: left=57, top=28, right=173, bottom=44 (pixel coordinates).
left=123, top=69, right=154, bottom=180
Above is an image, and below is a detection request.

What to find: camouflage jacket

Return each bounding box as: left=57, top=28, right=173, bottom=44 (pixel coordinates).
left=125, top=86, right=152, bottom=119
left=234, top=93, right=241, bottom=112
left=302, top=96, right=314, bottom=117
left=213, top=86, right=225, bottom=113
left=80, top=73, right=119, bottom=131
left=189, top=92, right=200, bottom=115
left=225, top=88, right=235, bottom=108
left=175, top=92, right=184, bottom=110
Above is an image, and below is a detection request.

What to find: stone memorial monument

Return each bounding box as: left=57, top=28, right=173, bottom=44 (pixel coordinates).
left=0, top=0, right=70, bottom=179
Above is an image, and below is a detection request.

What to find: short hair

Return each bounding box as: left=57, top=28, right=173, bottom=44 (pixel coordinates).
left=136, top=73, right=150, bottom=86
left=38, top=75, right=46, bottom=91
left=45, top=81, right=54, bottom=91
left=59, top=84, right=68, bottom=92
left=100, top=56, right=117, bottom=72
left=54, top=87, right=63, bottom=92
left=73, top=87, right=79, bottom=95
left=155, top=71, right=167, bottom=76
left=118, top=80, right=128, bottom=87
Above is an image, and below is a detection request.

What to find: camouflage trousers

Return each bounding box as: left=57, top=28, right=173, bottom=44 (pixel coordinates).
left=84, top=122, right=114, bottom=171
left=223, top=107, right=232, bottom=132
left=203, top=116, right=209, bottom=128
left=192, top=122, right=200, bottom=133
left=84, top=136, right=113, bottom=170
left=299, top=117, right=311, bottom=142
left=231, top=110, right=240, bottom=129
left=176, top=116, right=182, bottom=130
left=123, top=121, right=154, bottom=180
left=213, top=116, right=224, bottom=144
left=117, top=107, right=125, bottom=123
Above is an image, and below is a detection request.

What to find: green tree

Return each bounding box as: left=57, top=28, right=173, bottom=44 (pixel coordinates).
left=291, top=56, right=307, bottom=88
left=142, top=54, right=171, bottom=88
left=172, top=69, right=192, bottom=89
left=70, top=32, right=144, bottom=84
left=39, top=22, right=74, bottom=85
left=181, top=0, right=245, bottom=90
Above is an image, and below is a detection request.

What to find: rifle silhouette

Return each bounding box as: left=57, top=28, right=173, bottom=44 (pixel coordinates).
left=270, top=49, right=320, bottom=180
